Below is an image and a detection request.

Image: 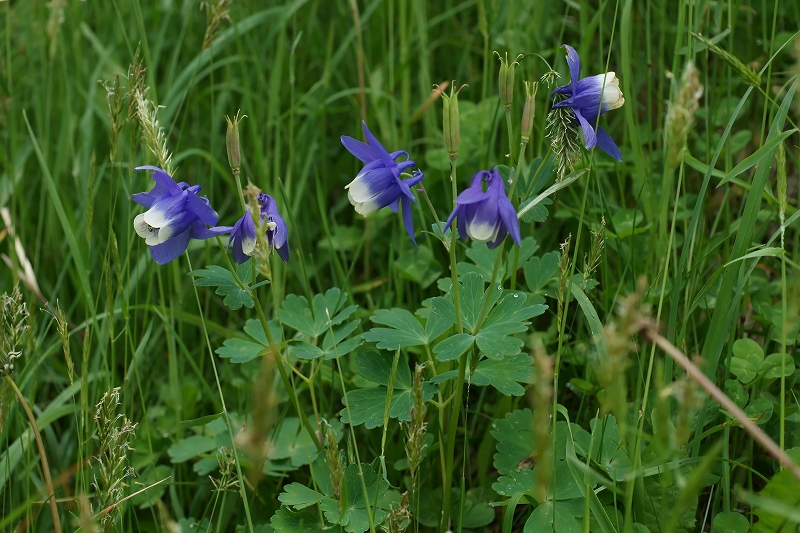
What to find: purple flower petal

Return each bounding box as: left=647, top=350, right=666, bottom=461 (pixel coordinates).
left=341, top=135, right=378, bottom=164
left=595, top=126, right=622, bottom=161
left=191, top=223, right=233, bottom=240
left=573, top=108, right=597, bottom=150
left=361, top=121, right=395, bottom=166
left=401, top=197, right=416, bottom=245
left=149, top=227, right=191, bottom=264
left=563, top=44, right=580, bottom=94
left=185, top=191, right=219, bottom=226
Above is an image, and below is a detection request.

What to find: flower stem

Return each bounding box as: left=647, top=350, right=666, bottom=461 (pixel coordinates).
left=186, top=254, right=255, bottom=533
left=440, top=156, right=464, bottom=532
left=6, top=375, right=62, bottom=533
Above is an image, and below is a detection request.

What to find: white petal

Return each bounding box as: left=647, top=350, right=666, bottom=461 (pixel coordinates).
left=346, top=175, right=381, bottom=203
left=348, top=189, right=379, bottom=216
left=466, top=220, right=501, bottom=242
left=241, top=235, right=256, bottom=256
left=134, top=213, right=153, bottom=239
left=599, top=72, right=624, bottom=110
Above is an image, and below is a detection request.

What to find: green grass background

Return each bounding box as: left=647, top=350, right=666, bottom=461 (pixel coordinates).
left=1, top=0, right=799, bottom=531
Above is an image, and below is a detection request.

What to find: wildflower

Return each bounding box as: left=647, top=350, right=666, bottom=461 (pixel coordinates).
left=132, top=166, right=231, bottom=264
left=341, top=121, right=424, bottom=243
left=443, top=168, right=521, bottom=249
left=228, top=193, right=289, bottom=264
left=551, top=44, right=624, bottom=161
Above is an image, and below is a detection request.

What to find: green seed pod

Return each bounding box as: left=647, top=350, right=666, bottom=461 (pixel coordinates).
left=442, top=83, right=465, bottom=158
left=497, top=52, right=522, bottom=109
left=520, top=80, right=539, bottom=144
left=225, top=111, right=246, bottom=173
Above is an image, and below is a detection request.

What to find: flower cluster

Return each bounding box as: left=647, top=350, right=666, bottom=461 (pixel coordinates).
left=132, top=166, right=289, bottom=265
left=228, top=192, right=290, bottom=264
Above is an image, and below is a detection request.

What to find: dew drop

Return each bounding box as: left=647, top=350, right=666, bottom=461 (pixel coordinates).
left=513, top=293, right=519, bottom=298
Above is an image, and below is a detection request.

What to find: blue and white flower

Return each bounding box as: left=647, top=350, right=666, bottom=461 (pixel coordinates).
left=228, top=193, right=290, bottom=264
left=551, top=44, right=624, bottom=160
left=132, top=166, right=231, bottom=264
left=341, top=121, right=424, bottom=243
left=444, top=168, right=521, bottom=249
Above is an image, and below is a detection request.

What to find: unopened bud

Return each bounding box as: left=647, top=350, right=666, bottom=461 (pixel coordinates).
left=225, top=110, right=246, bottom=173
left=520, top=81, right=539, bottom=144
left=442, top=83, right=466, bottom=158
left=497, top=52, right=522, bottom=109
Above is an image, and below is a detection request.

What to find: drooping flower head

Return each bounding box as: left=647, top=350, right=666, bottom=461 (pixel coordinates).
left=340, top=121, right=424, bottom=243
left=551, top=44, right=624, bottom=161
left=228, top=192, right=289, bottom=264
left=444, top=168, right=521, bottom=249
left=132, top=166, right=231, bottom=264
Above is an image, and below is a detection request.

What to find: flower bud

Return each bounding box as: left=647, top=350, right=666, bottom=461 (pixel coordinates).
left=497, top=52, right=522, bottom=110
left=225, top=111, right=246, bottom=173
left=442, top=83, right=465, bottom=158
left=520, top=81, right=539, bottom=144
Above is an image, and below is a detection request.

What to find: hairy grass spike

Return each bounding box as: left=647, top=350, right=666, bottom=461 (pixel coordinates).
left=692, top=33, right=761, bottom=87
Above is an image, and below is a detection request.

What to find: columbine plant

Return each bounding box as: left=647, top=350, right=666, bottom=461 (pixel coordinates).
left=229, top=189, right=290, bottom=265
left=444, top=168, right=521, bottom=248
left=132, top=166, right=231, bottom=264
left=341, top=121, right=424, bottom=243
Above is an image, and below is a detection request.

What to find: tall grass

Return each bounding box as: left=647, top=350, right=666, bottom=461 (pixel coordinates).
left=0, top=1, right=798, bottom=531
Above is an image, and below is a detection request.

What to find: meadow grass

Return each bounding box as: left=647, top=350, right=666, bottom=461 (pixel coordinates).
left=1, top=1, right=799, bottom=532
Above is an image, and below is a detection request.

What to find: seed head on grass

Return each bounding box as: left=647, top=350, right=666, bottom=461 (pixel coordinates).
left=201, top=0, right=232, bottom=50
left=0, top=285, right=28, bottom=377
left=93, top=388, right=137, bottom=533
left=665, top=61, right=703, bottom=170
left=405, top=364, right=428, bottom=497
left=691, top=33, right=760, bottom=88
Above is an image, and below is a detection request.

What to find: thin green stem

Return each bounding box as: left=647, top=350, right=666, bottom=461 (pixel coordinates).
left=6, top=376, right=62, bottom=533
left=185, top=254, right=254, bottom=533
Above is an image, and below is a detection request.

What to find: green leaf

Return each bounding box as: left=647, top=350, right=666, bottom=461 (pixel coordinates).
left=433, top=333, right=475, bottom=362
left=746, top=450, right=800, bottom=532
left=641, top=467, right=698, bottom=532
left=189, top=265, right=254, bottom=310
left=589, top=415, right=632, bottom=481
left=268, top=417, right=322, bottom=467
left=290, top=320, right=362, bottom=360
left=519, top=196, right=552, bottom=223
left=320, top=463, right=388, bottom=533
left=430, top=272, right=502, bottom=333
left=761, top=352, right=795, bottom=379
left=394, top=244, right=442, bottom=288
left=472, top=354, right=534, bottom=395
left=524, top=499, right=584, bottom=533
left=362, top=308, right=442, bottom=349
left=341, top=352, right=436, bottom=428
left=724, top=380, right=749, bottom=409
left=130, top=464, right=172, bottom=508
left=477, top=292, right=547, bottom=360
left=271, top=507, right=342, bottom=533
left=216, top=319, right=283, bottom=364
left=730, top=338, right=765, bottom=383
left=278, top=288, right=356, bottom=338
left=743, top=397, right=773, bottom=425
left=279, top=483, right=323, bottom=510
left=491, top=409, right=536, bottom=475
left=712, top=511, right=750, bottom=533
left=168, top=435, right=217, bottom=463
left=611, top=208, right=647, bottom=238
left=433, top=353, right=536, bottom=395
left=524, top=252, right=560, bottom=294
left=180, top=412, right=223, bottom=428
left=716, top=128, right=797, bottom=187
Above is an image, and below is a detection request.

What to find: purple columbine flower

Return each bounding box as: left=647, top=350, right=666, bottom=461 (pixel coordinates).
left=551, top=44, right=625, bottom=161
left=228, top=193, right=290, bottom=264
left=443, top=168, right=521, bottom=249
left=132, top=166, right=231, bottom=265
left=341, top=121, right=424, bottom=244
